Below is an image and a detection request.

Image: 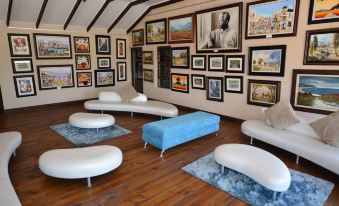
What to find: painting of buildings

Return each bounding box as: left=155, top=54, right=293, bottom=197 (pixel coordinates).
left=34, top=34, right=71, bottom=59
left=38, top=66, right=74, bottom=89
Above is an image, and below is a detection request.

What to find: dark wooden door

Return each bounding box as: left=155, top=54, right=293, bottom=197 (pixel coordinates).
left=131, top=47, right=143, bottom=93
left=157, top=46, right=171, bottom=89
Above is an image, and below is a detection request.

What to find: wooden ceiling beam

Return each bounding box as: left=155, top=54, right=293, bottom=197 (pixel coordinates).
left=36, top=0, right=49, bottom=28
left=87, top=0, right=112, bottom=32
left=6, top=0, right=13, bottom=27
left=64, top=0, right=83, bottom=30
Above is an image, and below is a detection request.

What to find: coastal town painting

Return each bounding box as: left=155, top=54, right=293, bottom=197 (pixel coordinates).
left=146, top=19, right=167, bottom=44
left=168, top=14, right=194, bottom=44
left=247, top=79, right=281, bottom=107
left=171, top=73, right=189, bottom=93
left=171, top=47, right=189, bottom=69
left=37, top=65, right=74, bottom=90
left=308, top=0, right=339, bottom=24
left=33, top=34, right=72, bottom=59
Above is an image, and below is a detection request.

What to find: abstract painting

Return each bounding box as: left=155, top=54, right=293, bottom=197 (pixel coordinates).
left=171, top=73, right=189, bottom=93
left=207, top=77, right=224, bottom=102
left=308, top=0, right=339, bottom=24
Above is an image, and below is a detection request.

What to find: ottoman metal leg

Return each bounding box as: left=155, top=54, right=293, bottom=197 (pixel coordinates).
left=96, top=128, right=99, bottom=133
left=273, top=191, right=277, bottom=200
left=296, top=155, right=300, bottom=165
left=221, top=165, right=224, bottom=173
left=13, top=150, right=16, bottom=157
left=250, top=137, right=254, bottom=145
left=144, top=142, right=148, bottom=149
left=160, top=150, right=166, bottom=158
left=131, top=112, right=134, bottom=118
left=87, top=177, right=92, bottom=188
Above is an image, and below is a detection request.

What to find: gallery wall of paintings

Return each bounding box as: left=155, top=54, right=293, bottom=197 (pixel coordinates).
left=129, top=0, right=339, bottom=120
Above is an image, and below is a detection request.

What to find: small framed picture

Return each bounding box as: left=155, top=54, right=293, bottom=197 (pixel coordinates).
left=226, top=55, right=244, bottom=73
left=207, top=77, right=224, bottom=102
left=97, top=57, right=111, bottom=69
left=143, top=51, right=153, bottom=64
left=308, top=0, right=339, bottom=24
left=74, top=36, right=90, bottom=53
left=171, top=73, right=189, bottom=93
left=145, top=18, right=167, bottom=44
left=11, top=58, right=33, bottom=73
left=33, top=33, right=72, bottom=59
left=7, top=33, right=32, bottom=57
left=95, top=35, right=111, bottom=55
left=171, top=47, right=190, bottom=69
left=116, top=39, right=126, bottom=59
left=95, top=69, right=115, bottom=87
left=225, top=75, right=243, bottom=93
left=13, top=75, right=37, bottom=98
left=117, top=62, right=127, bottom=81
left=144, top=69, right=154, bottom=83
left=77, top=72, right=92, bottom=87
left=208, top=55, right=224, bottom=72
left=168, top=13, right=194, bottom=44
left=37, top=65, right=74, bottom=90
left=191, top=55, right=206, bottom=71
left=247, top=79, right=281, bottom=107
left=191, top=74, right=205, bottom=90
left=132, top=29, right=144, bottom=46
left=75, top=55, right=91, bottom=70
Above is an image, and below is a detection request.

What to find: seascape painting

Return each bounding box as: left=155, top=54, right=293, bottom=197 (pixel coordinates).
left=38, top=65, right=74, bottom=90
left=309, top=0, right=339, bottom=24
left=34, top=34, right=72, bottom=59
left=168, top=14, right=194, bottom=44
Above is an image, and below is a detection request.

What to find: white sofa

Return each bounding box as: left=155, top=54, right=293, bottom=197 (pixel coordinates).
left=241, top=112, right=339, bottom=175
left=0, top=132, right=22, bottom=206
left=84, top=91, right=178, bottom=118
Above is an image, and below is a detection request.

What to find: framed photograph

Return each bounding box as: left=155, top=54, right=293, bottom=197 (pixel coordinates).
left=97, top=57, right=111, bottom=69
left=132, top=29, right=144, bottom=46
left=171, top=47, right=190, bottom=69
left=116, top=39, right=126, bottom=59
left=95, top=69, right=114, bottom=87
left=191, top=74, right=206, bottom=90
left=208, top=55, right=224, bottom=72
left=11, top=58, right=33, bottom=73
left=196, top=2, right=242, bottom=53
left=75, top=55, right=91, bottom=70
left=37, top=65, right=74, bottom=90
left=33, top=33, right=72, bottom=59
left=308, top=0, right=339, bottom=24
left=225, top=75, right=243, bottom=93
left=168, top=13, right=194, bottom=44
left=145, top=18, right=167, bottom=44
left=291, top=69, right=339, bottom=115
left=207, top=77, right=224, bottom=102
left=95, top=35, right=111, bottom=55
left=171, top=73, right=189, bottom=93
left=226, top=55, right=244, bottom=73
left=74, top=36, right=90, bottom=53
left=246, top=0, right=300, bottom=39
left=249, top=45, right=286, bottom=76
left=143, top=51, right=153, bottom=64
left=191, top=55, right=206, bottom=71
left=144, top=69, right=154, bottom=83
left=247, top=79, right=281, bottom=107
left=304, top=28, right=339, bottom=65
left=117, top=62, right=127, bottom=81
left=13, top=75, right=36, bottom=98
left=76, top=72, right=92, bottom=87
left=7, top=33, right=32, bottom=57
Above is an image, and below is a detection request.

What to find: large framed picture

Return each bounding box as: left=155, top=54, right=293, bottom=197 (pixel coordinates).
left=13, top=75, right=37, bottom=98
left=208, top=55, right=224, bottom=72
left=207, top=77, right=224, bottom=102
left=226, top=55, right=244, bottom=73
left=308, top=0, right=339, bottom=24
left=37, top=65, right=74, bottom=90
left=97, top=57, right=111, bottom=69
left=191, top=74, right=206, bottom=90
left=132, top=29, right=144, bottom=46
left=196, top=2, right=242, bottom=53
left=143, top=51, right=153, bottom=65
left=304, top=28, right=339, bottom=65
left=76, top=72, right=92, bottom=87
left=116, top=39, right=126, bottom=59
left=248, top=45, right=286, bottom=76
left=7, top=33, right=32, bottom=57
left=246, top=0, right=300, bottom=39
left=191, top=55, right=206, bottom=71
left=291, top=69, right=339, bottom=115
left=117, top=62, right=127, bottom=81
left=225, top=75, right=243, bottom=94
left=168, top=13, right=194, bottom=44
left=94, top=69, right=115, bottom=87
left=144, top=69, right=154, bottom=83
left=75, top=55, right=91, bottom=70
left=11, top=58, right=33, bottom=74
left=171, top=47, right=190, bottom=69
left=33, top=33, right=72, bottom=59
left=247, top=79, right=281, bottom=107
left=145, top=19, right=167, bottom=44
left=74, top=36, right=90, bottom=53
left=95, top=35, right=111, bottom=55
left=171, top=73, right=189, bottom=93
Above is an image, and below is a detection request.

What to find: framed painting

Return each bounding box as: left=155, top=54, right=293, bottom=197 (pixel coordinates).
left=7, top=33, right=32, bottom=57
left=246, top=0, right=300, bottom=39
left=191, top=55, right=206, bottom=71
left=97, top=57, right=111, bottom=69
left=226, top=55, right=244, bottom=73
left=196, top=2, right=242, bottom=53
left=208, top=55, right=224, bottom=72
left=11, top=58, right=33, bottom=74
left=144, top=69, right=154, bottom=83
left=132, top=29, right=144, bottom=46
left=95, top=35, right=111, bottom=55
left=191, top=74, right=206, bottom=90
left=13, top=75, right=37, bottom=98
left=171, top=73, right=189, bottom=93
left=75, top=55, right=91, bottom=70
left=76, top=72, right=92, bottom=87
left=207, top=77, right=224, bottom=102
left=116, top=39, right=126, bottom=59
left=37, top=65, right=74, bottom=90
left=94, top=69, right=115, bottom=87
left=145, top=18, right=167, bottom=44
left=74, top=36, right=90, bottom=53
left=304, top=28, right=339, bottom=65
left=308, top=0, right=339, bottom=24
left=291, top=69, right=339, bottom=115
left=171, top=47, right=190, bottom=69
left=168, top=13, right=194, bottom=44
left=247, top=79, right=281, bottom=107
left=33, top=33, right=72, bottom=59
left=117, top=62, right=127, bottom=81
left=143, top=51, right=153, bottom=64
left=225, top=75, right=243, bottom=93
left=248, top=45, right=286, bottom=76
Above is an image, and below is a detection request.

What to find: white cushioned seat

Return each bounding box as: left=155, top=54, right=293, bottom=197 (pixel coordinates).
left=69, top=113, right=115, bottom=129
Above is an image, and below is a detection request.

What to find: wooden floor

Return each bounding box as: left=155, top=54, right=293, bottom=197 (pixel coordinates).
left=1, top=102, right=338, bottom=206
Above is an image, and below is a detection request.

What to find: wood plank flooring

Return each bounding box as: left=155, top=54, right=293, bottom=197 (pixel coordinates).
left=0, top=102, right=338, bottom=206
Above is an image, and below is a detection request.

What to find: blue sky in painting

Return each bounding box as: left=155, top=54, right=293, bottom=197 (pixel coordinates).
left=251, top=0, right=294, bottom=17
left=312, top=33, right=333, bottom=45
left=300, top=76, right=339, bottom=90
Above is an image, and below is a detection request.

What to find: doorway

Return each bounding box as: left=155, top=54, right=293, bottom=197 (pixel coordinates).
left=131, top=47, right=143, bottom=93
left=157, top=46, right=171, bottom=89
left=0, top=86, right=4, bottom=113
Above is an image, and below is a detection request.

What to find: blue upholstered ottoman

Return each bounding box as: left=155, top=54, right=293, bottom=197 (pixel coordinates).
left=142, top=111, right=220, bottom=157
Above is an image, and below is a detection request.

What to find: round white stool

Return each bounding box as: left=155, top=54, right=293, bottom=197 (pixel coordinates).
left=69, top=112, right=115, bottom=132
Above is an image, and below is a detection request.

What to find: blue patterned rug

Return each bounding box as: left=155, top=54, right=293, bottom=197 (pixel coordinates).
left=50, top=123, right=131, bottom=147
left=182, top=153, right=334, bottom=206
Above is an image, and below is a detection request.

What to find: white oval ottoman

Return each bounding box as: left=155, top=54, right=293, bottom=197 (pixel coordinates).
left=39, top=145, right=122, bottom=187
left=214, top=144, right=291, bottom=200
left=69, top=112, right=115, bottom=132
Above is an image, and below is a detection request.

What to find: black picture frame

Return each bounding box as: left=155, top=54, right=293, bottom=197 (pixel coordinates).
left=75, top=54, right=91, bottom=70
left=33, top=33, right=72, bottom=59
left=97, top=57, right=111, bottom=69
left=247, top=79, right=281, bottom=107
left=191, top=74, right=206, bottom=90
left=7, top=33, right=32, bottom=57
left=308, top=0, right=339, bottom=24
left=207, top=76, right=224, bottom=102
left=208, top=55, right=225, bottom=72
left=116, top=38, right=126, bottom=59
left=13, top=75, right=37, bottom=98
left=171, top=47, right=190, bottom=69
left=95, top=35, right=111, bottom=55
left=94, top=69, right=115, bottom=87
left=225, top=75, right=243, bottom=94
left=225, top=55, right=245, bottom=73
left=11, top=58, right=34, bottom=74
left=171, top=73, right=189, bottom=93
left=117, top=62, right=127, bottom=82
left=76, top=72, right=92, bottom=87
left=37, top=65, right=75, bottom=90
left=145, top=18, right=167, bottom=45
left=191, top=55, right=206, bottom=71
left=74, top=36, right=90, bottom=53
left=132, top=29, right=144, bottom=46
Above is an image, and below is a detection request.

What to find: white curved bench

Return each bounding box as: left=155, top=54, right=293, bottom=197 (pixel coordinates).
left=0, top=132, right=22, bottom=206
